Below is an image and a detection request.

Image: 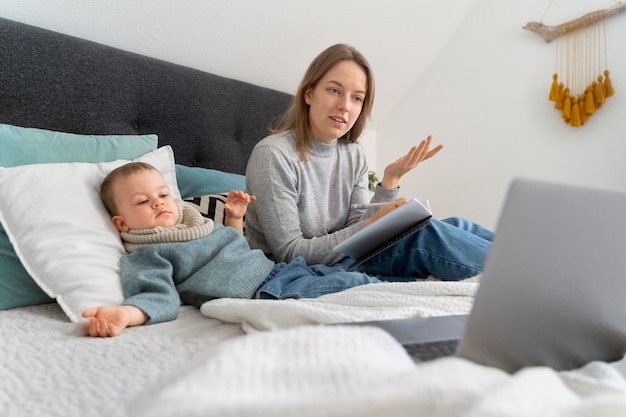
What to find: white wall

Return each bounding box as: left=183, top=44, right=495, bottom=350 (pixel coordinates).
left=1, top=0, right=624, bottom=228
left=378, top=0, right=626, bottom=228
left=0, top=0, right=474, bottom=125
left=0, top=0, right=475, bottom=175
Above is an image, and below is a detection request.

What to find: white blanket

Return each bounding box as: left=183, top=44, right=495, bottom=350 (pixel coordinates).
left=200, top=280, right=479, bottom=331
left=127, top=280, right=626, bottom=416
left=129, top=324, right=626, bottom=417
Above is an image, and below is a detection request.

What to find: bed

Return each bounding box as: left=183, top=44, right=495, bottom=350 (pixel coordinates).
left=1, top=17, right=625, bottom=417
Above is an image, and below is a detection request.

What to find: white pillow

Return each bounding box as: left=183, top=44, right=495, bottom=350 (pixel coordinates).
left=0, top=146, right=180, bottom=322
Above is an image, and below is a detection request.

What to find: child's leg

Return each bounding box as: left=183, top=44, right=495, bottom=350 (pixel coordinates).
left=256, top=256, right=382, bottom=299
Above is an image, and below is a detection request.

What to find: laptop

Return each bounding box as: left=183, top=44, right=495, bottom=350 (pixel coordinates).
left=348, top=177, right=626, bottom=373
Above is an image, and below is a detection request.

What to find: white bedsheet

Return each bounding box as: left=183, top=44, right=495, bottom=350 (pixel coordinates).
left=0, top=303, right=242, bottom=417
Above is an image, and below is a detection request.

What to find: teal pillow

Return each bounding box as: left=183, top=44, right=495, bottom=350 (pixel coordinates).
left=0, top=124, right=158, bottom=167
left=175, top=164, right=246, bottom=199
left=0, top=227, right=53, bottom=307
left=0, top=124, right=158, bottom=310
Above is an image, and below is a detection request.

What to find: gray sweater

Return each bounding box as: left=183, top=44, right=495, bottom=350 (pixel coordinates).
left=120, top=223, right=275, bottom=324
left=245, top=131, right=399, bottom=265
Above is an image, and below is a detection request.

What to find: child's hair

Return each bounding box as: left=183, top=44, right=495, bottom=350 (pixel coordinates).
left=100, top=162, right=158, bottom=216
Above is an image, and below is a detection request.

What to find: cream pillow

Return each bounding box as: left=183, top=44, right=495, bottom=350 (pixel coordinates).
left=0, top=146, right=179, bottom=322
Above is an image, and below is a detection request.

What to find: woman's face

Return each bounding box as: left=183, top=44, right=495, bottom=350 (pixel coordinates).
left=304, top=60, right=367, bottom=144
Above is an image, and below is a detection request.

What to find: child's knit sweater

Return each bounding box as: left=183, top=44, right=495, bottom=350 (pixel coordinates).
left=119, top=201, right=275, bottom=324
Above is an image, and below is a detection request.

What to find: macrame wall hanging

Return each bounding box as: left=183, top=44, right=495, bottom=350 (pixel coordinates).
left=523, top=1, right=625, bottom=127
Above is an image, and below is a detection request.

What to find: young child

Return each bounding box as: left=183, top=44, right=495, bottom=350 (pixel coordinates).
left=83, top=162, right=382, bottom=337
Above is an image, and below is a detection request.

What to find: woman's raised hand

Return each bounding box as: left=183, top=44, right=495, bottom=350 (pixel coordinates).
left=380, top=135, right=443, bottom=189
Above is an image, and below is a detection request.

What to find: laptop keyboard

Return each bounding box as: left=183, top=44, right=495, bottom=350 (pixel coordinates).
left=403, top=339, right=459, bottom=363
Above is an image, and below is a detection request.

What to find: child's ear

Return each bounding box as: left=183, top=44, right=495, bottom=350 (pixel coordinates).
left=111, top=215, right=130, bottom=232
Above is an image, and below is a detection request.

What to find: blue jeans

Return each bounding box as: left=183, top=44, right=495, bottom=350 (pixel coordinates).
left=256, top=256, right=382, bottom=299
left=342, top=217, right=493, bottom=281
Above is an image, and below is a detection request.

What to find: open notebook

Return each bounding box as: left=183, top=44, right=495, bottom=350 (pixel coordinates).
left=334, top=198, right=432, bottom=270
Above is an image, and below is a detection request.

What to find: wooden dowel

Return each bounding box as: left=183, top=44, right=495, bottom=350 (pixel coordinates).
left=523, top=2, right=626, bottom=42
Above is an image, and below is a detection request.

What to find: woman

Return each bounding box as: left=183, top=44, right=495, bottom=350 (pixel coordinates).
left=245, top=43, right=493, bottom=281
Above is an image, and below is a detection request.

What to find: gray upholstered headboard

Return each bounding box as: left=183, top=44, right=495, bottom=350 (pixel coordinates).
left=0, top=17, right=292, bottom=174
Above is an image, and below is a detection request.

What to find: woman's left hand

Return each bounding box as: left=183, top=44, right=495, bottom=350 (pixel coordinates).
left=381, top=135, right=443, bottom=189
left=364, top=197, right=409, bottom=225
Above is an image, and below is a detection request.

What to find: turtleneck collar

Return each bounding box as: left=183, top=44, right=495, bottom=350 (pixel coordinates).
left=120, top=200, right=215, bottom=252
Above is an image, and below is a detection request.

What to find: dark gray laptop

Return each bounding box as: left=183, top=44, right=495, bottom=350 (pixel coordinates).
left=350, top=177, right=626, bottom=372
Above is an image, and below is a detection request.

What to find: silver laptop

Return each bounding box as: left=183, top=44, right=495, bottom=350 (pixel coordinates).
left=351, top=177, right=626, bottom=373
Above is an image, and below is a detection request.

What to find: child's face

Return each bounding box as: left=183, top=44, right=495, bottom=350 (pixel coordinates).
left=110, top=169, right=179, bottom=232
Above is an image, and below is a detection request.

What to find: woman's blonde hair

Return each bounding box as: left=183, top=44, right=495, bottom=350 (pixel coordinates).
left=272, top=43, right=375, bottom=160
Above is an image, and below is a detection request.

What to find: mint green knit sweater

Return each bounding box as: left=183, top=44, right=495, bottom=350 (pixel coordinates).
left=120, top=223, right=275, bottom=324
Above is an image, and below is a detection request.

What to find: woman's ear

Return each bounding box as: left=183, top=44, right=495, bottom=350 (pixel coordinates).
left=111, top=215, right=130, bottom=232
left=304, top=87, right=313, bottom=105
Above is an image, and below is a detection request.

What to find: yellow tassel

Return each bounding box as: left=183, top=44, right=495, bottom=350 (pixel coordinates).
left=604, top=70, right=615, bottom=98
left=561, top=89, right=571, bottom=122
left=579, top=95, right=588, bottom=125
left=570, top=96, right=581, bottom=127
left=549, top=74, right=559, bottom=101
left=594, top=78, right=605, bottom=108
left=584, top=86, right=595, bottom=115
left=554, top=83, right=564, bottom=109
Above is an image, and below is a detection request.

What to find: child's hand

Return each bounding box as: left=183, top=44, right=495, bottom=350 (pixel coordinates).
left=224, top=190, right=256, bottom=220
left=82, top=305, right=147, bottom=337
